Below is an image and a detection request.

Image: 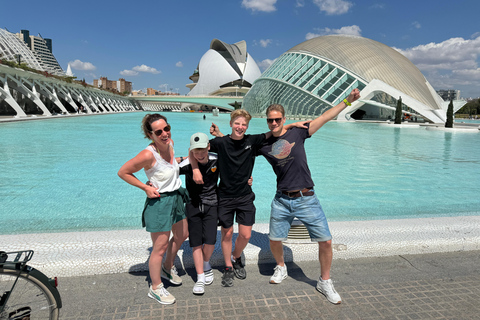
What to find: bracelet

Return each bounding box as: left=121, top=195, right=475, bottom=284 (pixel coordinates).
left=343, top=98, right=352, bottom=106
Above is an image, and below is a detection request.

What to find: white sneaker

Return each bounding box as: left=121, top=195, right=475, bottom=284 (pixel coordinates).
left=204, top=269, right=214, bottom=285
left=148, top=283, right=175, bottom=304
left=316, top=277, right=341, bottom=304
left=161, top=265, right=182, bottom=285
left=269, top=265, right=288, bottom=284
left=193, top=279, right=205, bottom=295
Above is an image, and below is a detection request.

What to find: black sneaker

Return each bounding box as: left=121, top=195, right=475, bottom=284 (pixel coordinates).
left=232, top=256, right=246, bottom=280
left=221, top=267, right=235, bottom=287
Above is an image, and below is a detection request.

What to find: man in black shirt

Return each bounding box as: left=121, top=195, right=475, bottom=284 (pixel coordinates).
left=257, top=88, right=360, bottom=304
left=191, top=109, right=265, bottom=287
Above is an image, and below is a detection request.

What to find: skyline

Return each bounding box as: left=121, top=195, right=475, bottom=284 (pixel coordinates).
left=2, top=0, right=480, bottom=98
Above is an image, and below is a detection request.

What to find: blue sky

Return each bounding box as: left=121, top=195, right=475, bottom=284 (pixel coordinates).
left=2, top=0, right=480, bottom=98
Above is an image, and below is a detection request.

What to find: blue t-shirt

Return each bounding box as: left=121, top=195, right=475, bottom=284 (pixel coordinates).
left=258, top=126, right=314, bottom=192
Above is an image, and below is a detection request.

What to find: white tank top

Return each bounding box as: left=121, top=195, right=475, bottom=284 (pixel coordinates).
left=144, top=144, right=181, bottom=193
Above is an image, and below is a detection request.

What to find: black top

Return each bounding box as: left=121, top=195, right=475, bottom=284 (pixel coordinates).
left=257, top=125, right=315, bottom=192
left=210, top=134, right=266, bottom=198
left=179, top=153, right=219, bottom=206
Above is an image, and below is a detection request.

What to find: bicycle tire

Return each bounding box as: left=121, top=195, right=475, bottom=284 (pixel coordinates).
left=0, top=268, right=59, bottom=320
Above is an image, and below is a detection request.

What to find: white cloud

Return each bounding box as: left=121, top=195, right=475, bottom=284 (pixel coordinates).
left=257, top=58, right=276, bottom=71
left=370, top=3, right=385, bottom=9
left=396, top=36, right=480, bottom=96
left=242, top=0, right=277, bottom=12
left=120, top=64, right=161, bottom=76
left=69, top=59, right=96, bottom=71
left=395, top=37, right=480, bottom=72
left=132, top=64, right=161, bottom=74
left=259, top=39, right=272, bottom=48
left=296, top=0, right=305, bottom=7
left=306, top=25, right=361, bottom=39
left=176, top=61, right=183, bottom=67
left=120, top=70, right=139, bottom=76
left=412, top=21, right=421, bottom=29
left=313, top=0, right=353, bottom=15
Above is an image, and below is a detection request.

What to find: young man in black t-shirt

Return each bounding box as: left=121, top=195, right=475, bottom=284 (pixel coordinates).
left=257, top=88, right=360, bottom=305
left=191, top=109, right=265, bottom=287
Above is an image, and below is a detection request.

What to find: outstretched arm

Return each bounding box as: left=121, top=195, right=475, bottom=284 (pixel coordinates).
left=211, top=121, right=309, bottom=140
left=308, top=88, right=360, bottom=136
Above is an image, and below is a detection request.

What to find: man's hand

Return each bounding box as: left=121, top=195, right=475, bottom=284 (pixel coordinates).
left=192, top=168, right=204, bottom=184
left=210, top=123, right=224, bottom=137
left=286, top=120, right=311, bottom=130
left=247, top=176, right=253, bottom=186
left=346, top=88, right=361, bottom=104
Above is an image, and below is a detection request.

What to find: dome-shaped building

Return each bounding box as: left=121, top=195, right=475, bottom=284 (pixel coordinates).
left=244, top=35, right=461, bottom=123
left=187, top=39, right=261, bottom=99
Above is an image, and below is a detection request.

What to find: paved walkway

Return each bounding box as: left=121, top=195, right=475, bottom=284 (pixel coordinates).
left=59, top=250, right=480, bottom=319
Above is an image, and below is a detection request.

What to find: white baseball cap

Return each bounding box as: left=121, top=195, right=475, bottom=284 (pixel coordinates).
left=190, top=132, right=209, bottom=149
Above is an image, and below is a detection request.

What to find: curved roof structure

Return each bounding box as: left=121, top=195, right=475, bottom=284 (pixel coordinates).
left=187, top=38, right=261, bottom=97
left=0, top=28, right=45, bottom=72
left=244, top=35, right=456, bottom=123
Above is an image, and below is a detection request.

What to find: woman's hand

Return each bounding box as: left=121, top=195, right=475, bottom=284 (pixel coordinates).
left=145, top=184, right=160, bottom=198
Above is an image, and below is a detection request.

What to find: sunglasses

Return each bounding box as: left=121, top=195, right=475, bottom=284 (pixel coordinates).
left=266, top=118, right=283, bottom=124
left=151, top=125, right=171, bottom=136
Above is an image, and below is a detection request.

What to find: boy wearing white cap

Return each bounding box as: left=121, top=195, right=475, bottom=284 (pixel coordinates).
left=178, top=132, right=219, bottom=295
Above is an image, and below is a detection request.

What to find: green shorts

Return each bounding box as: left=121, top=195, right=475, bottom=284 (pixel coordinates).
left=142, top=187, right=188, bottom=233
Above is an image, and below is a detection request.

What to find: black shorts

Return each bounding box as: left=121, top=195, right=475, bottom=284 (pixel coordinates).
left=186, top=203, right=218, bottom=247
left=218, top=192, right=256, bottom=228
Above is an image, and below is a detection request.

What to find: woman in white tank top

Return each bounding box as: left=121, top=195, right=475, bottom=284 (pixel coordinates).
left=118, top=114, right=188, bottom=305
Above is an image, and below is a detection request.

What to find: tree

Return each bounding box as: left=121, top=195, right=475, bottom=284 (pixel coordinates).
left=457, top=99, right=480, bottom=116
left=445, top=100, right=454, bottom=128
left=394, top=96, right=402, bottom=124
left=233, top=101, right=241, bottom=110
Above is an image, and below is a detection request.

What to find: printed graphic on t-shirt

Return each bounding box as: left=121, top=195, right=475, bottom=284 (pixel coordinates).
left=268, top=139, right=295, bottom=159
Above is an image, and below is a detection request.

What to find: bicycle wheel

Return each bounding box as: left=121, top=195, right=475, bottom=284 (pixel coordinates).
left=0, top=268, right=59, bottom=320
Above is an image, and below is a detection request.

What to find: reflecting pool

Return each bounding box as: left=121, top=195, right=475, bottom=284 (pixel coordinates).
left=1, top=112, right=479, bottom=235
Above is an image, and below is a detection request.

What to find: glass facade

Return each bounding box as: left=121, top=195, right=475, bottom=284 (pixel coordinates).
left=244, top=52, right=365, bottom=118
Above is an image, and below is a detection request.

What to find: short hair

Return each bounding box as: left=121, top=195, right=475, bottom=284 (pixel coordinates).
left=230, top=109, right=252, bottom=123
left=141, top=113, right=168, bottom=139
left=266, top=104, right=285, bottom=117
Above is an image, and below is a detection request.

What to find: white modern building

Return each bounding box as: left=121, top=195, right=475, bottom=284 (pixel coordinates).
left=1, top=28, right=64, bottom=76
left=20, top=30, right=64, bottom=76
left=187, top=39, right=262, bottom=98
left=244, top=35, right=467, bottom=123
left=0, top=28, right=45, bottom=72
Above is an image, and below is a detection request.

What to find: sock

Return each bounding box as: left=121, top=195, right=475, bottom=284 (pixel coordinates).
left=197, top=273, right=205, bottom=283
left=203, top=260, right=211, bottom=271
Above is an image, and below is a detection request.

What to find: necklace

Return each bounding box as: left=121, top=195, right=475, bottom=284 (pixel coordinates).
left=153, top=143, right=171, bottom=163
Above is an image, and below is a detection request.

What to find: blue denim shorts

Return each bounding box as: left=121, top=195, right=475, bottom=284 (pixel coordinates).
left=269, top=190, right=332, bottom=242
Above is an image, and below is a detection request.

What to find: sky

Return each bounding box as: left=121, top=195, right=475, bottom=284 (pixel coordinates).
left=2, top=0, right=480, bottom=98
